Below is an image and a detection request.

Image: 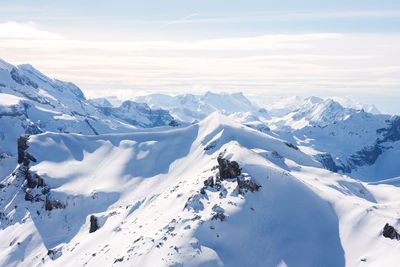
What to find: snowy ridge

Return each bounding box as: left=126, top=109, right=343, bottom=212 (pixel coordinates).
left=0, top=59, right=176, bottom=180
left=135, top=92, right=270, bottom=123
left=0, top=113, right=400, bottom=266
left=1, top=58, right=400, bottom=266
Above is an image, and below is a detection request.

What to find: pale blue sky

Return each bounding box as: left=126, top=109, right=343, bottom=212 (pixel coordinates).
left=0, top=0, right=399, bottom=113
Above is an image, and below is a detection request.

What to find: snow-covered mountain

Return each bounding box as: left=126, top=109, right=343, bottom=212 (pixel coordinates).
left=1, top=113, right=400, bottom=266
left=133, top=93, right=400, bottom=180
left=1, top=59, right=400, bottom=266
left=0, top=59, right=176, bottom=180
left=263, top=96, right=400, bottom=181
left=135, top=92, right=270, bottom=123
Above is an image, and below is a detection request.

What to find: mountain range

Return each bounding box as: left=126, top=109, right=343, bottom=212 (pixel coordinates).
left=0, top=59, right=399, bottom=266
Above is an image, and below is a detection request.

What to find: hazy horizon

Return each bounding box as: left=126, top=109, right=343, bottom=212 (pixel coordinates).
left=1, top=0, right=399, bottom=113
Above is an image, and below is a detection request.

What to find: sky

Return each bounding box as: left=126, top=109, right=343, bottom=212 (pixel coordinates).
left=0, top=0, right=399, bottom=113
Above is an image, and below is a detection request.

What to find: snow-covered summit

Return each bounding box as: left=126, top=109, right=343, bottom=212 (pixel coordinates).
left=1, top=112, right=399, bottom=266
left=135, top=91, right=270, bottom=123
left=0, top=59, right=176, bottom=180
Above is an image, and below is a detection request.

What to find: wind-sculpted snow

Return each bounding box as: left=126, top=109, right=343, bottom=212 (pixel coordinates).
left=0, top=59, right=176, bottom=180
left=1, top=58, right=400, bottom=265
left=2, top=113, right=400, bottom=266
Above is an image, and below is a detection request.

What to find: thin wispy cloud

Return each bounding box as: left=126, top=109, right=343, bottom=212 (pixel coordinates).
left=160, top=12, right=200, bottom=28
left=1, top=22, right=399, bottom=101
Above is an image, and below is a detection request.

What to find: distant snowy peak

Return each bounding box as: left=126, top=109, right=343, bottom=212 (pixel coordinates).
left=135, top=91, right=270, bottom=123
left=110, top=100, right=176, bottom=128
left=267, top=95, right=380, bottom=119
left=268, top=97, right=357, bottom=130
left=329, top=96, right=380, bottom=114
left=0, top=58, right=178, bottom=178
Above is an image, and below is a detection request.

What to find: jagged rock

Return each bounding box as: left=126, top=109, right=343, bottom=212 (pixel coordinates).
left=383, top=223, right=400, bottom=240
left=204, top=176, right=215, bottom=188
left=24, top=192, right=34, bottom=201
left=47, top=248, right=62, bottom=260
left=45, top=197, right=66, bottom=211
left=236, top=176, right=261, bottom=193
left=317, top=153, right=351, bottom=173
left=184, top=194, right=205, bottom=212
left=26, top=173, right=43, bottom=188
left=17, top=136, right=29, bottom=164
left=217, top=156, right=241, bottom=180
left=24, top=191, right=43, bottom=202
left=168, top=120, right=180, bottom=127
left=89, top=215, right=99, bottom=233
left=284, top=142, right=299, bottom=150
left=114, top=257, right=124, bottom=263
left=211, top=212, right=226, bottom=222
left=204, top=140, right=217, bottom=151
left=271, top=151, right=283, bottom=159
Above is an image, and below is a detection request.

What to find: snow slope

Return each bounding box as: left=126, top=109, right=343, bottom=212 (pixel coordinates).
left=1, top=113, right=399, bottom=266
left=135, top=92, right=270, bottom=123
left=0, top=59, right=176, bottom=180
left=133, top=93, right=400, bottom=181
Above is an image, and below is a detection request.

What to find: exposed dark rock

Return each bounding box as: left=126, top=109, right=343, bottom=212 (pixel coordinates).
left=89, top=215, right=99, bottom=233
left=316, top=153, right=351, bottom=173
left=17, top=136, right=29, bottom=164
left=236, top=176, right=261, bottom=193
left=168, top=120, right=180, bottom=127
left=203, top=176, right=215, bottom=188
left=24, top=192, right=34, bottom=201
left=114, top=257, right=124, bottom=263
left=211, top=212, right=226, bottom=222
left=45, top=197, right=66, bottom=211
left=84, top=119, right=99, bottom=135
left=284, top=142, right=299, bottom=150
left=271, top=151, right=283, bottom=159
left=349, top=145, right=383, bottom=167
left=377, top=116, right=400, bottom=144
left=26, top=173, right=44, bottom=188
left=24, top=191, right=43, bottom=202
left=47, top=247, right=62, bottom=260
left=204, top=140, right=217, bottom=151
left=383, top=223, right=400, bottom=240
left=217, top=156, right=241, bottom=180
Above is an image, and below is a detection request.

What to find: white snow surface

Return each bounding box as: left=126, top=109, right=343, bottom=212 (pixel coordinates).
left=0, top=59, right=400, bottom=266
left=0, top=113, right=399, bottom=266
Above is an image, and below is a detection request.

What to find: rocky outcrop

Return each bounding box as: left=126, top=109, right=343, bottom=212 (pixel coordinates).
left=211, top=212, right=226, bottom=222
left=284, top=142, right=299, bottom=150
left=316, top=153, right=351, bottom=173
left=217, top=156, right=241, bottom=180
left=10, top=68, right=38, bottom=89
left=236, top=176, right=261, bottom=193
left=16, top=135, right=51, bottom=203
left=383, top=223, right=400, bottom=240
left=89, top=215, right=99, bottom=233
left=203, top=176, right=215, bottom=188
left=45, top=197, right=66, bottom=211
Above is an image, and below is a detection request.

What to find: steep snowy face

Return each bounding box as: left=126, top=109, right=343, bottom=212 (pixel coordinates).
left=267, top=97, right=357, bottom=131
left=257, top=96, right=398, bottom=180
left=135, top=92, right=270, bottom=123
left=1, top=113, right=400, bottom=266
left=108, top=101, right=176, bottom=128
left=0, top=59, right=176, bottom=180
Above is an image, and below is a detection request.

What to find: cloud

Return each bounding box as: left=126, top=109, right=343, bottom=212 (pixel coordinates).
left=152, top=10, right=400, bottom=25
left=0, top=22, right=399, bottom=100
left=160, top=12, right=200, bottom=27
left=0, top=21, right=63, bottom=40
